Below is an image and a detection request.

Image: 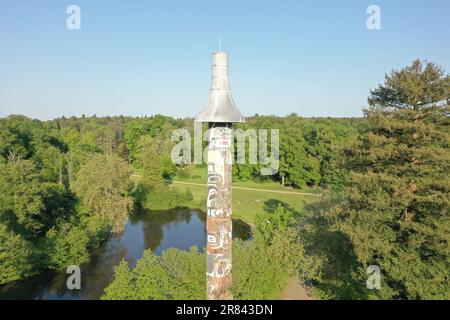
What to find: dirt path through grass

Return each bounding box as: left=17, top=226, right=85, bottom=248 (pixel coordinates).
left=279, top=278, right=313, bottom=300
left=166, top=179, right=321, bottom=197
left=132, top=174, right=320, bottom=197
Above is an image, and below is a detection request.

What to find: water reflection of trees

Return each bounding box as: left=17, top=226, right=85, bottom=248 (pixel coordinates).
left=190, top=210, right=252, bottom=240
left=0, top=209, right=252, bottom=300
left=138, top=208, right=193, bottom=251
left=137, top=209, right=251, bottom=252
left=0, top=236, right=130, bottom=300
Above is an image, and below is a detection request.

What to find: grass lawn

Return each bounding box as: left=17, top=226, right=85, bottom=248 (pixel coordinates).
left=173, top=182, right=311, bottom=225
left=176, top=166, right=322, bottom=193
left=172, top=166, right=320, bottom=225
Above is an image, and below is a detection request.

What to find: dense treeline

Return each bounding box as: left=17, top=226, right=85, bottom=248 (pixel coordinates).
left=0, top=112, right=352, bottom=285
left=304, top=60, right=450, bottom=299
left=0, top=116, right=134, bottom=284
left=233, top=116, right=365, bottom=189
left=101, top=59, right=449, bottom=300
left=1, top=59, right=448, bottom=300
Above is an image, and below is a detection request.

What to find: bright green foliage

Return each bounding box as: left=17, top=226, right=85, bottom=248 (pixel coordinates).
left=138, top=135, right=176, bottom=183
left=232, top=238, right=286, bottom=299
left=71, top=154, right=133, bottom=233
left=124, top=115, right=184, bottom=167
left=102, top=261, right=137, bottom=300
left=123, top=122, right=147, bottom=165
left=83, top=215, right=111, bottom=249
left=0, top=157, right=75, bottom=237
left=159, top=247, right=205, bottom=300
left=255, top=204, right=292, bottom=243
left=0, top=117, right=96, bottom=283
left=269, top=226, right=321, bottom=282
left=279, top=127, right=321, bottom=188
left=160, top=156, right=177, bottom=179
left=102, top=250, right=173, bottom=300
left=2, top=62, right=447, bottom=300
left=0, top=159, right=46, bottom=234
left=233, top=225, right=319, bottom=299
left=232, top=163, right=258, bottom=181
left=44, top=222, right=90, bottom=269
left=233, top=116, right=361, bottom=188
left=33, top=144, right=65, bottom=183
left=102, top=241, right=286, bottom=300
left=138, top=183, right=193, bottom=211
left=0, top=115, right=190, bottom=285
left=102, top=223, right=307, bottom=300
left=131, top=250, right=172, bottom=299
left=254, top=204, right=321, bottom=284
left=0, top=115, right=36, bottom=160
left=0, top=116, right=143, bottom=284
left=139, top=136, right=164, bottom=183
left=0, top=223, right=34, bottom=284
left=302, top=120, right=359, bottom=190
left=320, top=60, right=450, bottom=299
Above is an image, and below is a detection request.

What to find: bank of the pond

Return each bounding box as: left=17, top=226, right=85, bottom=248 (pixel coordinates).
left=0, top=209, right=251, bottom=300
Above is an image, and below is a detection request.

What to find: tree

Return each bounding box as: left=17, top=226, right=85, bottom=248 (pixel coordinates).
left=44, top=222, right=90, bottom=269
left=0, top=159, right=46, bottom=235
left=131, top=250, right=171, bottom=299
left=0, top=223, right=34, bottom=284
left=159, top=247, right=205, bottom=299
left=102, top=250, right=171, bottom=300
left=102, top=260, right=137, bottom=300
left=324, top=60, right=450, bottom=299
left=97, top=118, right=126, bottom=157
left=139, top=136, right=164, bottom=183
left=0, top=120, right=30, bottom=160
left=232, top=238, right=286, bottom=299
left=71, top=154, right=133, bottom=233
left=102, top=217, right=312, bottom=300
left=279, top=127, right=321, bottom=188
left=139, top=183, right=193, bottom=210
left=255, top=204, right=292, bottom=244
left=124, top=115, right=183, bottom=167
left=138, top=135, right=176, bottom=183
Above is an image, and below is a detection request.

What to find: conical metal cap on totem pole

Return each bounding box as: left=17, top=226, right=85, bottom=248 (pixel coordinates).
left=195, top=51, right=245, bottom=300
left=195, top=51, right=245, bottom=124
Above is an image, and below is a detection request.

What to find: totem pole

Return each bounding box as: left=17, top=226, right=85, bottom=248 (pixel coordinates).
left=195, top=51, right=245, bottom=300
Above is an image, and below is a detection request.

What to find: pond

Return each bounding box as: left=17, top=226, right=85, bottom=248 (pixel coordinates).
left=0, top=209, right=251, bottom=300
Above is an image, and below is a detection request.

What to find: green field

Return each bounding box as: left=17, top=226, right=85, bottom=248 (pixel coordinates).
left=176, top=165, right=322, bottom=193
left=171, top=166, right=320, bottom=225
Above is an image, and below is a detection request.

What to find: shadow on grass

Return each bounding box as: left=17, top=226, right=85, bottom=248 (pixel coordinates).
left=263, top=198, right=306, bottom=223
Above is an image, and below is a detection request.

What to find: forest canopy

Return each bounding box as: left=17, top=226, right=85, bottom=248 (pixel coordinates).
left=0, top=59, right=448, bottom=300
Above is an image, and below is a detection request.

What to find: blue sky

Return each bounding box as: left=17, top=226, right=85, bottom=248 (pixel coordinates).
left=0, top=0, right=449, bottom=120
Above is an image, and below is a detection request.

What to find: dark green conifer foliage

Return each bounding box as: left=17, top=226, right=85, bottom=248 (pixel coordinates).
left=326, top=60, right=450, bottom=299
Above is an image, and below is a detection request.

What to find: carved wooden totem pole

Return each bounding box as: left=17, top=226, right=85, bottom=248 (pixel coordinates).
left=195, top=51, right=245, bottom=300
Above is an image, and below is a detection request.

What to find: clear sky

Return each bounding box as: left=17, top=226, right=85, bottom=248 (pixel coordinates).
left=0, top=0, right=449, bottom=120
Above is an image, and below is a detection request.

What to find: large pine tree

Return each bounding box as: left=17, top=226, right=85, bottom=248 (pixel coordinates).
left=327, top=60, right=450, bottom=299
